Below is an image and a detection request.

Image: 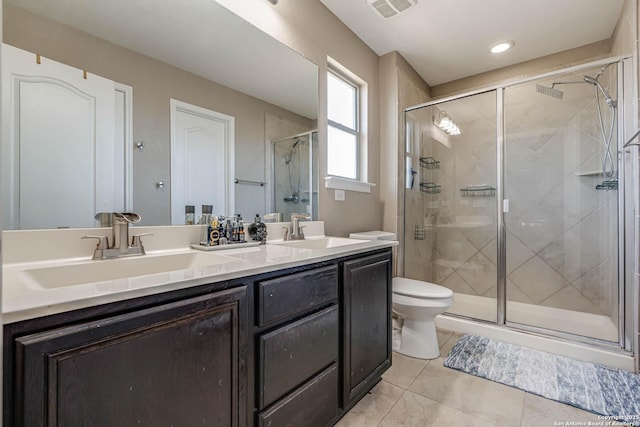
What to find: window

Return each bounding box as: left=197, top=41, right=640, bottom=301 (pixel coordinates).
left=327, top=70, right=359, bottom=180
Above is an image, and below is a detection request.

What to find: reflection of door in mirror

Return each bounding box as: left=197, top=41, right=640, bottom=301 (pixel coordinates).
left=1, top=44, right=130, bottom=229
left=170, top=100, right=234, bottom=224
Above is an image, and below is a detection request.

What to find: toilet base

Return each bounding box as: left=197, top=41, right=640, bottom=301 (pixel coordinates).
left=396, top=317, right=440, bottom=359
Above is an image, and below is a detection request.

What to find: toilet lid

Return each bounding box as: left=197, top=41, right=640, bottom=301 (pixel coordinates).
left=393, top=277, right=453, bottom=299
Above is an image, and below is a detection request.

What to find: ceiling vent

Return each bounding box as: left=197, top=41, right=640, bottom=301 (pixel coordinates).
left=366, top=0, right=416, bottom=19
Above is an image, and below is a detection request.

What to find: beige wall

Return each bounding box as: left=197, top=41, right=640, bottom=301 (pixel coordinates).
left=217, top=0, right=383, bottom=236
left=379, top=52, right=431, bottom=274
left=3, top=4, right=314, bottom=226
left=612, top=0, right=638, bottom=56
left=431, top=40, right=613, bottom=98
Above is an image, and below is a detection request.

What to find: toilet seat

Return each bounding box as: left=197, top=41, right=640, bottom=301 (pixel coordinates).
left=393, top=277, right=453, bottom=299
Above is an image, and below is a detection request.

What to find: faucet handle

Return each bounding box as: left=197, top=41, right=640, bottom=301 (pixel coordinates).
left=281, top=227, right=290, bottom=241
left=82, top=235, right=109, bottom=249
left=131, top=233, right=153, bottom=248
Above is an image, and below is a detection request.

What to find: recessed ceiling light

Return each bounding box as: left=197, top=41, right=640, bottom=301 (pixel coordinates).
left=490, top=40, right=514, bottom=54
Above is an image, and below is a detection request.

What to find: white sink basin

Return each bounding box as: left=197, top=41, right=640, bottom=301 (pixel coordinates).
left=19, top=252, right=242, bottom=289
left=271, top=237, right=365, bottom=250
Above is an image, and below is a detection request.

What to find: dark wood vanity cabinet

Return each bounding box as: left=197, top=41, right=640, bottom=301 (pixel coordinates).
left=342, top=251, right=393, bottom=407
left=5, top=285, right=248, bottom=427
left=4, top=247, right=393, bottom=427
left=253, top=249, right=393, bottom=425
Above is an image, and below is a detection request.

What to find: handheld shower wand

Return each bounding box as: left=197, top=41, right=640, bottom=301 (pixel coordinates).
left=536, top=65, right=617, bottom=179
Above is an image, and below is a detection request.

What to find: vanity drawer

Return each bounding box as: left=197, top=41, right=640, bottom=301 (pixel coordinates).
left=256, top=265, right=338, bottom=327
left=258, top=363, right=339, bottom=427
left=259, top=305, right=339, bottom=408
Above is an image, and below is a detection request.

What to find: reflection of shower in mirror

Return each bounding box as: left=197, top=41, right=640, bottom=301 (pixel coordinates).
left=270, top=130, right=319, bottom=222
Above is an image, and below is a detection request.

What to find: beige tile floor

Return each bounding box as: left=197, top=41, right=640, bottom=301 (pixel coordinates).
left=336, top=329, right=606, bottom=427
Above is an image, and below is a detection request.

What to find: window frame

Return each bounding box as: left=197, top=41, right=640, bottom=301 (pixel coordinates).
left=327, top=68, right=360, bottom=181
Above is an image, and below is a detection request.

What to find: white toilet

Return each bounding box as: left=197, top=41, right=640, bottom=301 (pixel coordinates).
left=348, top=231, right=454, bottom=360
left=392, top=277, right=453, bottom=359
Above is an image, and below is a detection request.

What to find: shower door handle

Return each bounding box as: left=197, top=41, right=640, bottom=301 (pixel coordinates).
left=502, top=199, right=510, bottom=213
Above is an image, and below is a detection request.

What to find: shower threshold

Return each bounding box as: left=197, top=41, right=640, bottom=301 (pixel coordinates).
left=446, top=293, right=618, bottom=341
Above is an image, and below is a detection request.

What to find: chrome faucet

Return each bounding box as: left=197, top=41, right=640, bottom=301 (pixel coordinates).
left=284, top=213, right=310, bottom=241
left=83, top=212, right=150, bottom=259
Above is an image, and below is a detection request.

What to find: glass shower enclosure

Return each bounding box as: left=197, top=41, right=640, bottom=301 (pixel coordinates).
left=404, top=58, right=631, bottom=348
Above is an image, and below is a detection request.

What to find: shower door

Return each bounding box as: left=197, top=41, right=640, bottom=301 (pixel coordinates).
left=404, top=91, right=499, bottom=322
left=503, top=63, right=620, bottom=342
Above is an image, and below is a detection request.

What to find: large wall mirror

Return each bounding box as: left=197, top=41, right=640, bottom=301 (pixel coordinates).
left=1, top=0, right=318, bottom=230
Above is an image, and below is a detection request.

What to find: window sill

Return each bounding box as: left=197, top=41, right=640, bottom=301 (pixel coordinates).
left=324, top=176, right=376, bottom=193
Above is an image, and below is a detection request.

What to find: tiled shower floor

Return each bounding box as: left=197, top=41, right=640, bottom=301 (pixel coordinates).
left=336, top=329, right=604, bottom=426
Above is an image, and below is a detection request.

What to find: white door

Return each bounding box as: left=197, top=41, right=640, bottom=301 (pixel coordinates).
left=1, top=43, right=116, bottom=229
left=170, top=99, right=234, bottom=223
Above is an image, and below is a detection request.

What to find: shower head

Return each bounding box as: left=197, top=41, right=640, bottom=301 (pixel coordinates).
left=536, top=74, right=616, bottom=107
left=284, top=138, right=301, bottom=164
left=582, top=75, right=615, bottom=107
left=536, top=83, right=564, bottom=100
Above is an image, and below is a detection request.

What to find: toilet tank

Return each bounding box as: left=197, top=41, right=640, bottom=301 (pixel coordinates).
left=349, top=231, right=398, bottom=276
left=348, top=231, right=397, bottom=241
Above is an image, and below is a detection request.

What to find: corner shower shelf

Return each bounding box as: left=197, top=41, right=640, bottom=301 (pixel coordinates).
left=420, top=182, right=441, bottom=194
left=414, top=225, right=427, bottom=240
left=596, top=179, right=618, bottom=190
left=460, top=185, right=495, bottom=198
left=419, top=156, right=440, bottom=169
left=574, top=169, right=604, bottom=176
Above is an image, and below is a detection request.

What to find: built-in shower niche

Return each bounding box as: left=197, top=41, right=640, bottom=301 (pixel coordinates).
left=270, top=130, right=318, bottom=221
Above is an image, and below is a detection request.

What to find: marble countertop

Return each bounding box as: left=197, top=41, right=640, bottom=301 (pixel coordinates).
left=2, top=227, right=396, bottom=324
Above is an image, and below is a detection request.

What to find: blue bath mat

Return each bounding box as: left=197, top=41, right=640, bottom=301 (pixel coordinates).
left=444, top=334, right=640, bottom=426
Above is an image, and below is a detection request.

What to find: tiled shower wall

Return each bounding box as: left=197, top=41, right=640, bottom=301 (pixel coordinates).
left=405, top=64, right=619, bottom=326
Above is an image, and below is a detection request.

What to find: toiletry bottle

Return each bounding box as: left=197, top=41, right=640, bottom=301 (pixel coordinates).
left=233, top=214, right=242, bottom=241
left=218, top=216, right=227, bottom=245
left=185, top=205, right=195, bottom=225
left=238, top=216, right=245, bottom=242
left=209, top=217, right=220, bottom=246
left=200, top=205, right=213, bottom=245
left=226, top=218, right=233, bottom=242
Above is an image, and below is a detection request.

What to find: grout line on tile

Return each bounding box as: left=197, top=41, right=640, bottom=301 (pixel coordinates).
left=375, top=385, right=408, bottom=427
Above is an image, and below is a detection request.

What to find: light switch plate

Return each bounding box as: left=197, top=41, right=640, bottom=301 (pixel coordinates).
left=335, top=189, right=345, bottom=201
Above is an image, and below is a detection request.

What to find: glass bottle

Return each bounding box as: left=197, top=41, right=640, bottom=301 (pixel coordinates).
left=185, top=205, right=195, bottom=225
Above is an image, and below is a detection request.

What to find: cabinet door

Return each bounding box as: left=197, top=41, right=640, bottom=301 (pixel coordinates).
left=13, top=286, right=247, bottom=427
left=342, top=251, right=392, bottom=406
